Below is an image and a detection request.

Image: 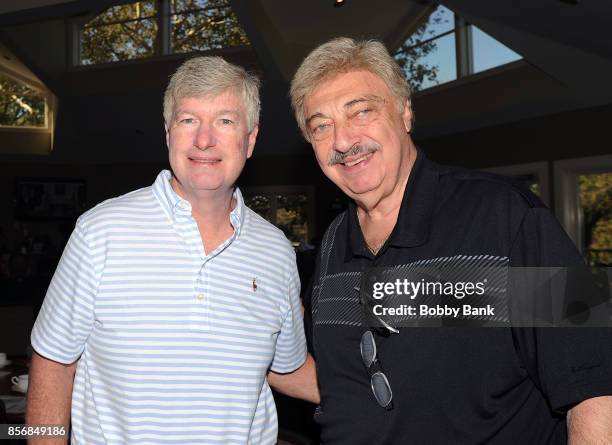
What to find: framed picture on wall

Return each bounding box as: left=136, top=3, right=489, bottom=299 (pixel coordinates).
left=15, top=178, right=87, bottom=220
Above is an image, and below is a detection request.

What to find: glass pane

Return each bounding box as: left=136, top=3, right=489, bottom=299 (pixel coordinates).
left=87, top=1, right=157, bottom=26
left=244, top=194, right=272, bottom=221
left=275, top=194, right=309, bottom=247
left=578, top=172, right=612, bottom=266
left=0, top=74, right=46, bottom=127
left=170, top=0, right=248, bottom=53
left=80, top=2, right=158, bottom=65
left=171, top=0, right=225, bottom=13
left=415, top=5, right=455, bottom=41
left=472, top=26, right=521, bottom=74
left=396, top=33, right=456, bottom=91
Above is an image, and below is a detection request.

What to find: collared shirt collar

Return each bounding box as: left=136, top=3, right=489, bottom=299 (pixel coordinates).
left=344, top=147, right=439, bottom=261
left=152, top=170, right=245, bottom=234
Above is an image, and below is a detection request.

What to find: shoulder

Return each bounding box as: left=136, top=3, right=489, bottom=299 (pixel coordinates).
left=243, top=207, right=295, bottom=255
left=323, top=211, right=348, bottom=240
left=436, top=163, right=545, bottom=212
left=76, top=185, right=160, bottom=232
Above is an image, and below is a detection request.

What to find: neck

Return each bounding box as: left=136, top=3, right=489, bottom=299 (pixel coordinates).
left=170, top=177, right=236, bottom=226
left=171, top=177, right=238, bottom=254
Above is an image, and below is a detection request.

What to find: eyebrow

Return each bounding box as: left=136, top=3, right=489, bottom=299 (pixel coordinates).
left=305, top=95, right=385, bottom=126
left=174, top=109, right=241, bottom=119
left=344, top=95, right=384, bottom=110
left=305, top=112, right=329, bottom=126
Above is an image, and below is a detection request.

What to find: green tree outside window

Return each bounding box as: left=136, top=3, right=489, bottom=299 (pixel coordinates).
left=0, top=74, right=46, bottom=127
left=79, top=0, right=249, bottom=66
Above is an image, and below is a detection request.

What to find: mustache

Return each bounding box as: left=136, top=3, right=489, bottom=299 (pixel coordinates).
left=328, top=143, right=381, bottom=166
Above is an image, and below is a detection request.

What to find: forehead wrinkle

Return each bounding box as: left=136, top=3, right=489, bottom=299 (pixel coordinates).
left=344, top=95, right=385, bottom=110
left=173, top=107, right=196, bottom=116
left=216, top=109, right=241, bottom=118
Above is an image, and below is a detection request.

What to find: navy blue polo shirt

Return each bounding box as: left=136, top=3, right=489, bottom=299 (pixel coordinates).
left=304, top=149, right=612, bottom=444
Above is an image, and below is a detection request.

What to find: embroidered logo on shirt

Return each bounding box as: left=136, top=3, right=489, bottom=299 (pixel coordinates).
left=252, top=278, right=258, bottom=291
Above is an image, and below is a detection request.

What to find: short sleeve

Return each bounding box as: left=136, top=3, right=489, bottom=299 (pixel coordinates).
left=510, top=206, right=612, bottom=411
left=302, top=275, right=315, bottom=356
left=302, top=246, right=324, bottom=357
left=270, top=257, right=307, bottom=373
left=31, top=224, right=97, bottom=364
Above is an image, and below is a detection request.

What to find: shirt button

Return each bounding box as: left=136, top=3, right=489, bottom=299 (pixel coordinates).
left=197, top=293, right=205, bottom=301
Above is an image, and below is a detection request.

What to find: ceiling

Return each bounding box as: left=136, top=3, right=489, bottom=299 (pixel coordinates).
left=0, top=0, right=611, bottom=162
left=0, top=0, right=77, bottom=16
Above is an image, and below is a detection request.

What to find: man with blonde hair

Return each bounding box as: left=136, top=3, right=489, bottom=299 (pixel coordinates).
left=291, top=37, right=612, bottom=444
left=27, top=56, right=310, bottom=444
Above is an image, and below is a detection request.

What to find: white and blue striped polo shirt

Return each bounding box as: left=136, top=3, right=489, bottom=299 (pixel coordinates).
left=31, top=170, right=307, bottom=445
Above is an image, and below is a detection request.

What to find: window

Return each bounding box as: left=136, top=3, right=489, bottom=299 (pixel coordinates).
left=472, top=27, right=521, bottom=75
left=75, top=0, right=249, bottom=66
left=0, top=72, right=46, bottom=128
left=554, top=156, right=612, bottom=266
left=395, top=5, right=456, bottom=91
left=484, top=162, right=550, bottom=207
left=243, top=187, right=314, bottom=248
left=488, top=158, right=612, bottom=266
left=578, top=172, right=612, bottom=266
left=395, top=5, right=522, bottom=92
left=171, top=0, right=249, bottom=54
left=80, top=1, right=158, bottom=65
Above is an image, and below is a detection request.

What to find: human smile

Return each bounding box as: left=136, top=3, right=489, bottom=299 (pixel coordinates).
left=189, top=155, right=221, bottom=165
left=340, top=152, right=374, bottom=169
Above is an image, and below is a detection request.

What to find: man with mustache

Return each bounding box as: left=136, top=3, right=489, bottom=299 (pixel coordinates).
left=289, top=37, right=612, bottom=444
left=26, top=56, right=311, bottom=444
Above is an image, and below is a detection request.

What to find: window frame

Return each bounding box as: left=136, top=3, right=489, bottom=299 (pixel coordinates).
left=0, top=68, right=51, bottom=132
left=69, top=0, right=249, bottom=68
left=553, top=155, right=612, bottom=252
left=483, top=161, right=550, bottom=208
left=396, top=4, right=522, bottom=94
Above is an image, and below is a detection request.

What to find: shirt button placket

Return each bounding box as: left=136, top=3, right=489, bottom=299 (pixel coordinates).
left=193, top=260, right=209, bottom=330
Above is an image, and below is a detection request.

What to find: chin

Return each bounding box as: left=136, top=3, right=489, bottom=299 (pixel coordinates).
left=341, top=185, right=378, bottom=200
left=343, top=178, right=380, bottom=196
left=186, top=172, right=223, bottom=187
left=191, top=181, right=226, bottom=191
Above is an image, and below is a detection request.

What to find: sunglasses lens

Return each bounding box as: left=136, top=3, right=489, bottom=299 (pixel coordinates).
left=371, top=372, right=393, bottom=408
left=360, top=331, right=376, bottom=366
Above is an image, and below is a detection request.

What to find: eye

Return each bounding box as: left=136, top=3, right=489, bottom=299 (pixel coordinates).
left=356, top=108, right=372, bottom=118
left=179, top=117, right=195, bottom=125
left=311, top=122, right=331, bottom=136
left=220, top=118, right=234, bottom=125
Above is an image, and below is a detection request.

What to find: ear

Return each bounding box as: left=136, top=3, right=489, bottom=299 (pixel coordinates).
left=246, top=125, right=259, bottom=159
left=164, top=122, right=170, bottom=148
left=401, top=100, right=413, bottom=134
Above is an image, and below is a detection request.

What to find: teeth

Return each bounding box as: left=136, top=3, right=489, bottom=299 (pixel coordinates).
left=343, top=153, right=370, bottom=167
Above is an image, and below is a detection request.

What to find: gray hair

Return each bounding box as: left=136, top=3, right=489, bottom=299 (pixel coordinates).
left=163, top=56, right=260, bottom=131
left=290, top=37, right=412, bottom=140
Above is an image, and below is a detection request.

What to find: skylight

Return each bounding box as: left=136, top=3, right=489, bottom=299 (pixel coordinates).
left=395, top=5, right=522, bottom=92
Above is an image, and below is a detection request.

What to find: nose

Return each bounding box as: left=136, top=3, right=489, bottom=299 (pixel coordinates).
left=332, top=120, right=358, bottom=153
left=194, top=122, right=216, bottom=150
